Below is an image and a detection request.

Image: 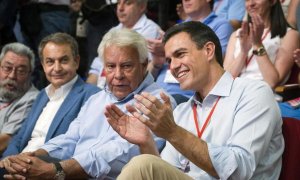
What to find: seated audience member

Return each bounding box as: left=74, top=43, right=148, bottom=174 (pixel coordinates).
left=213, top=0, right=246, bottom=30
left=106, top=21, right=284, bottom=180
left=86, top=0, right=161, bottom=88
left=279, top=48, right=300, bottom=120
left=223, top=0, right=299, bottom=89
left=0, top=28, right=176, bottom=179
left=149, top=0, right=233, bottom=103
left=0, top=43, right=39, bottom=155
left=1, top=33, right=99, bottom=158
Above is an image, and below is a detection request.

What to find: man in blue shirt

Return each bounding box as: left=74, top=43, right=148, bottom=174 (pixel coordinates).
left=213, top=0, right=246, bottom=30
left=1, top=28, right=176, bottom=179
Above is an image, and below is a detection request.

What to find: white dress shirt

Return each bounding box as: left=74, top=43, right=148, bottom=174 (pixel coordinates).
left=22, top=76, right=78, bottom=152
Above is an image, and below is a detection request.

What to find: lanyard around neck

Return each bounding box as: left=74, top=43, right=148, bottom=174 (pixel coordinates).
left=192, top=97, right=221, bottom=138
left=245, top=29, right=270, bottom=67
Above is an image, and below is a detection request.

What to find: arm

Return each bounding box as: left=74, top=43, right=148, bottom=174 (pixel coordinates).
left=86, top=73, right=98, bottom=85
left=146, top=31, right=166, bottom=79
left=287, top=0, right=299, bottom=28
left=253, top=26, right=299, bottom=88
left=0, top=134, right=11, bottom=155
left=132, top=92, right=219, bottom=177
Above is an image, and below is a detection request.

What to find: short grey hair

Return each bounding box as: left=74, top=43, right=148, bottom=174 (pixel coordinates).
left=0, top=42, right=35, bottom=72
left=98, top=28, right=148, bottom=63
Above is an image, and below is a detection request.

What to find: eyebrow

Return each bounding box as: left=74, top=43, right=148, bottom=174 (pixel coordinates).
left=2, top=61, right=28, bottom=68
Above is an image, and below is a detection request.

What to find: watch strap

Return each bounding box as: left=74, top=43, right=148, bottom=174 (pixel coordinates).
left=252, top=45, right=266, bottom=56
left=54, top=162, right=63, bottom=172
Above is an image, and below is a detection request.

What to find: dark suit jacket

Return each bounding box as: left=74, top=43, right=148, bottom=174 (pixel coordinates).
left=2, top=77, right=100, bottom=157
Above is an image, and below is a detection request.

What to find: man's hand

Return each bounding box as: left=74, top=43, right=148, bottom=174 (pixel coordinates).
left=105, top=104, right=153, bottom=146
left=5, top=153, right=55, bottom=179
left=132, top=92, right=177, bottom=140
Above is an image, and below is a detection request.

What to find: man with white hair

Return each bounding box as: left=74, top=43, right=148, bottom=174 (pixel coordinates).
left=86, top=0, right=161, bottom=88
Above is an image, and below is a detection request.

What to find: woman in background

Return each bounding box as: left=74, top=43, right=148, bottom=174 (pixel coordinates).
left=224, top=0, right=299, bottom=89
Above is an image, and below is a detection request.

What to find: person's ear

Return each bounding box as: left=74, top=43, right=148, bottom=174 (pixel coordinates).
left=204, top=41, right=215, bottom=62
left=74, top=55, right=80, bottom=70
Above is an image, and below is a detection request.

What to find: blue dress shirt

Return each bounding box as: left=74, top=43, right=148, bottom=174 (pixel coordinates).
left=161, top=72, right=284, bottom=179
left=41, top=73, right=177, bottom=179
left=213, top=0, right=246, bottom=22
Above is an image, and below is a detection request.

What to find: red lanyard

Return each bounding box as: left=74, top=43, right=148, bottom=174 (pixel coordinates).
left=245, top=29, right=270, bottom=67
left=192, top=97, right=221, bottom=138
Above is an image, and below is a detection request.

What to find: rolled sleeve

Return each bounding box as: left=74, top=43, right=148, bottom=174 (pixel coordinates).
left=73, top=140, right=135, bottom=179
left=208, top=143, right=255, bottom=179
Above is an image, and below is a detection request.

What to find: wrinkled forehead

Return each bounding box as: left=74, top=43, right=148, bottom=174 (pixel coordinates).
left=1, top=51, right=30, bottom=67
left=104, top=45, right=140, bottom=62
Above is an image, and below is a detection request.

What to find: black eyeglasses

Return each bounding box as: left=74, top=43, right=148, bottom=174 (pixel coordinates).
left=0, top=65, right=29, bottom=76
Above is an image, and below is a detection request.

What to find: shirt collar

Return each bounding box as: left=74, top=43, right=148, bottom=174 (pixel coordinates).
left=186, top=12, right=217, bottom=25
left=191, top=71, right=234, bottom=105
left=104, top=72, right=154, bottom=103
left=45, top=75, right=78, bottom=100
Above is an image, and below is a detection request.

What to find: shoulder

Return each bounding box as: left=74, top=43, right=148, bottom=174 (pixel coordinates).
left=74, top=77, right=100, bottom=92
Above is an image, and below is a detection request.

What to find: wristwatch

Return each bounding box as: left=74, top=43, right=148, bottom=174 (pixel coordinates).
left=252, top=45, right=266, bottom=56
left=53, top=162, right=66, bottom=180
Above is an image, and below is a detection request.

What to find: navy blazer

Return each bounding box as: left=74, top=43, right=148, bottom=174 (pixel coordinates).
left=2, top=77, right=100, bottom=157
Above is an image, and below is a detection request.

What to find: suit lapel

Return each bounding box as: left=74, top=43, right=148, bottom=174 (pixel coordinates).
left=45, top=78, right=84, bottom=140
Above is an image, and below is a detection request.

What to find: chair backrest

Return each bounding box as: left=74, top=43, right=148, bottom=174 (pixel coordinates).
left=279, top=117, right=300, bottom=180
left=286, top=63, right=299, bottom=84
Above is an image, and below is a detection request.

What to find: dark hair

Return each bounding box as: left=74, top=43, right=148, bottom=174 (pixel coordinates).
left=163, top=21, right=223, bottom=66
left=38, top=33, right=79, bottom=61
left=270, top=0, right=291, bottom=38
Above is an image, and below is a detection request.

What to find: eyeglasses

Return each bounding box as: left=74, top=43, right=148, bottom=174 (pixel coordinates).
left=0, top=65, right=29, bottom=76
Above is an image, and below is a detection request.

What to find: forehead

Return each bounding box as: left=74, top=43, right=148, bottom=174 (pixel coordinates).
left=1, top=51, right=30, bottom=66
left=104, top=45, right=139, bottom=62
left=43, top=42, right=73, bottom=56
left=118, top=0, right=138, bottom=4
left=164, top=32, right=194, bottom=55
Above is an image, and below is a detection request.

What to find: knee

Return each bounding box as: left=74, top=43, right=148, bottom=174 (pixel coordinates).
left=119, top=154, right=160, bottom=177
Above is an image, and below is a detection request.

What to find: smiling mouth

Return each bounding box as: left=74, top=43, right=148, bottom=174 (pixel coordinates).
left=176, top=70, right=189, bottom=79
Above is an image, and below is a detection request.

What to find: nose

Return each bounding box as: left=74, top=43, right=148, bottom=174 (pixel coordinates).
left=114, top=66, right=124, bottom=80
left=7, top=68, right=17, bottom=79
left=169, top=58, right=181, bottom=71
left=117, top=2, right=124, bottom=11
left=54, top=61, right=62, bottom=72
